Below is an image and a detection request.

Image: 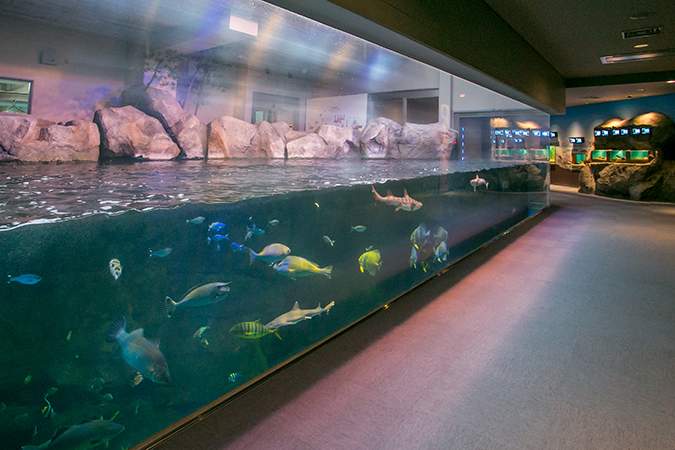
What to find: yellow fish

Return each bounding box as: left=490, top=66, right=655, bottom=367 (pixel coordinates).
left=229, top=320, right=281, bottom=340
left=273, top=256, right=332, bottom=280
left=359, top=249, right=382, bottom=276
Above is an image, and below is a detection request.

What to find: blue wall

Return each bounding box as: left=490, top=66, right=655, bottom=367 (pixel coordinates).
left=550, top=93, right=675, bottom=150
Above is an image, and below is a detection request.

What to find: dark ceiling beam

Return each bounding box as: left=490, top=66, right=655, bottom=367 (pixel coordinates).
left=264, top=0, right=566, bottom=114
left=566, top=71, right=675, bottom=88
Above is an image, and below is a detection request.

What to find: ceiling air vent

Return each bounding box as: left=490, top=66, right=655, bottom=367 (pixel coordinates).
left=622, top=27, right=661, bottom=39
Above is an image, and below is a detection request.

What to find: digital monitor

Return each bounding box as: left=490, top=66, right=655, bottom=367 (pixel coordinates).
left=542, top=131, right=550, bottom=137
left=532, top=130, right=541, bottom=136
left=632, top=128, right=641, bottom=135
left=550, top=132, right=558, bottom=138
left=594, top=130, right=602, bottom=137
left=523, top=130, right=530, bottom=136
left=569, top=137, right=585, bottom=144
left=601, top=130, right=609, bottom=136
left=495, top=130, right=504, bottom=135
left=642, top=127, right=651, bottom=134
left=513, top=130, right=521, bottom=136
left=612, top=129, right=620, bottom=135
left=621, top=128, right=629, bottom=135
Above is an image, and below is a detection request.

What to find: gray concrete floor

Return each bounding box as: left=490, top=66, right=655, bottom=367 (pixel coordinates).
left=154, top=187, right=675, bottom=450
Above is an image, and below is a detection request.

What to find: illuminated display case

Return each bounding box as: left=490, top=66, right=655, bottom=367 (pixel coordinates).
left=0, top=1, right=549, bottom=449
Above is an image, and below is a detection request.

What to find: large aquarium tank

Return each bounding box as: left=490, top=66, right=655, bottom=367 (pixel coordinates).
left=0, top=1, right=549, bottom=449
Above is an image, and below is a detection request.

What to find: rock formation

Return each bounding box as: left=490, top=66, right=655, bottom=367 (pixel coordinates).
left=360, top=118, right=403, bottom=158
left=121, top=85, right=207, bottom=159
left=94, top=106, right=181, bottom=160
left=256, top=121, right=288, bottom=158
left=315, top=124, right=360, bottom=158
left=208, top=116, right=264, bottom=158
left=400, top=122, right=457, bottom=159
left=0, top=114, right=99, bottom=162
left=286, top=133, right=332, bottom=158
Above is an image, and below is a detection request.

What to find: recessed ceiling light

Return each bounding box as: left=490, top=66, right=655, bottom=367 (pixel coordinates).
left=601, top=49, right=675, bottom=64
left=629, top=12, right=656, bottom=20
left=634, top=43, right=649, bottom=48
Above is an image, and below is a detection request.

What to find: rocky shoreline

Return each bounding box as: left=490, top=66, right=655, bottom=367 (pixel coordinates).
left=0, top=85, right=458, bottom=163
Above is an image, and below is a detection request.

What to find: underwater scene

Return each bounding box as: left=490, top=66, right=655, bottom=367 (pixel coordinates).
left=0, top=159, right=548, bottom=449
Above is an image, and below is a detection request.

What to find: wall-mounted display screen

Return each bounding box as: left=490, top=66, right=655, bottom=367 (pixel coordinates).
left=570, top=137, right=585, bottom=144
left=532, top=130, right=541, bottom=136
left=641, top=127, right=651, bottom=134
left=542, top=131, right=550, bottom=137
left=601, top=130, right=609, bottom=136
left=594, top=130, right=602, bottom=137
left=612, top=129, right=620, bottom=135
left=550, top=131, right=557, bottom=138
left=621, top=128, right=629, bottom=135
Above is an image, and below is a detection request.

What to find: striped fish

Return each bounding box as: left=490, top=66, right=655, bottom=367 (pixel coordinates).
left=229, top=320, right=281, bottom=340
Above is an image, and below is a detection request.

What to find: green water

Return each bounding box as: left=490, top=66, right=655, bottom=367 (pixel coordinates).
left=0, top=163, right=547, bottom=449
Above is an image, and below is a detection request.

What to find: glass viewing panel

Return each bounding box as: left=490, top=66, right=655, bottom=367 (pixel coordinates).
left=0, top=0, right=549, bottom=449
left=0, top=78, right=32, bottom=114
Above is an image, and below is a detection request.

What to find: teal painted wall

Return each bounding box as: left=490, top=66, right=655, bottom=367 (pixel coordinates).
left=550, top=93, right=675, bottom=149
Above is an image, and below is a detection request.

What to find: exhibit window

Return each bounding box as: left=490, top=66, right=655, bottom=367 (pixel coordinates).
left=0, top=1, right=549, bottom=449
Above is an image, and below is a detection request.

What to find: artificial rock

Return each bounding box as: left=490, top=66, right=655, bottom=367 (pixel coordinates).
left=208, top=116, right=264, bottom=158
left=0, top=114, right=99, bottom=162
left=94, top=106, right=181, bottom=160
left=121, top=85, right=207, bottom=159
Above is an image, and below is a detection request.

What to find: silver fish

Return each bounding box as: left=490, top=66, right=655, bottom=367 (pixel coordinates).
left=323, top=236, right=335, bottom=246
left=410, top=223, right=431, bottom=249
left=434, top=241, right=448, bottom=262
left=410, top=246, right=418, bottom=268
left=109, top=259, right=122, bottom=282
left=165, top=282, right=231, bottom=318
left=264, top=301, right=335, bottom=329
left=186, top=216, right=206, bottom=224
left=433, top=227, right=448, bottom=247
left=249, top=243, right=291, bottom=266
left=268, top=219, right=280, bottom=226
left=106, top=317, right=170, bottom=384
left=21, top=419, right=124, bottom=450
left=149, top=247, right=172, bottom=258
left=351, top=225, right=367, bottom=233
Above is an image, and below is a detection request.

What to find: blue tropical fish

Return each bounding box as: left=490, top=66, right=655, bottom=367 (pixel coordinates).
left=230, top=242, right=245, bottom=252
left=207, top=234, right=229, bottom=243
left=208, top=222, right=226, bottom=233
left=8, top=274, right=41, bottom=285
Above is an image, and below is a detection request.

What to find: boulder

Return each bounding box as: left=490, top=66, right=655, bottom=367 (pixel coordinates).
left=629, top=113, right=675, bottom=158
left=360, top=118, right=403, bottom=158
left=286, top=133, right=333, bottom=158
left=285, top=130, right=308, bottom=143
left=121, top=85, right=207, bottom=159
left=400, top=122, right=458, bottom=159
left=594, top=163, right=650, bottom=198
left=315, top=125, right=359, bottom=158
left=256, top=121, right=288, bottom=158
left=578, top=164, right=595, bottom=194
left=0, top=114, right=99, bottom=162
left=208, top=116, right=263, bottom=158
left=94, top=106, right=180, bottom=160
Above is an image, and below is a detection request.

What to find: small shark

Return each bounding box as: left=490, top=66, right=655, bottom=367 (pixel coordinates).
left=371, top=186, right=423, bottom=211
left=264, top=301, right=335, bottom=330
left=470, top=175, right=489, bottom=192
